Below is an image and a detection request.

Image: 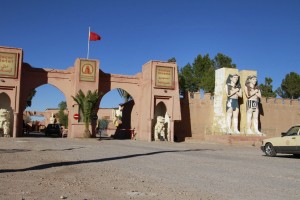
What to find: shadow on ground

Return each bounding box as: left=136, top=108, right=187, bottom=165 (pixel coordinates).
left=0, top=148, right=216, bottom=173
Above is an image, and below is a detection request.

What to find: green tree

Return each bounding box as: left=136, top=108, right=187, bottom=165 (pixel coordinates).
left=178, top=63, right=198, bottom=96
left=201, top=67, right=215, bottom=94
left=57, top=101, right=68, bottom=128
left=178, top=53, right=237, bottom=95
left=275, top=87, right=288, bottom=98
left=193, top=54, right=214, bottom=93
left=26, top=89, right=36, bottom=108
left=72, top=90, right=100, bottom=137
left=167, top=57, right=176, bottom=62
left=98, top=119, right=109, bottom=130
left=213, top=53, right=236, bottom=69
left=276, top=72, right=300, bottom=99
left=259, top=77, right=277, bottom=98
left=117, top=89, right=132, bottom=102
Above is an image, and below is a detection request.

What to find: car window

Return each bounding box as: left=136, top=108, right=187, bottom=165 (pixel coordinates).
left=286, top=126, right=300, bottom=136
left=47, top=124, right=59, bottom=129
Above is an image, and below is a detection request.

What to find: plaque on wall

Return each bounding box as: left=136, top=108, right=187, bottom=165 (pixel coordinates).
left=79, top=60, right=96, bottom=82
left=155, top=66, right=174, bottom=89
left=0, top=52, right=17, bottom=78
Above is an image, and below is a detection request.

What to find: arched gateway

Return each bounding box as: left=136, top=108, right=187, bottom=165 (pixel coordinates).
left=0, top=46, right=181, bottom=141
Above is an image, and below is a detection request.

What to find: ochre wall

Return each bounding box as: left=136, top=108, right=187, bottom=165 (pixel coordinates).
left=259, top=98, right=300, bottom=136
left=176, top=92, right=300, bottom=140
left=0, top=46, right=23, bottom=137
left=175, top=92, right=214, bottom=141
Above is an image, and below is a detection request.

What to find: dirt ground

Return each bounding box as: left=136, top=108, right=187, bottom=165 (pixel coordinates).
left=0, top=136, right=215, bottom=200
left=0, top=135, right=299, bottom=200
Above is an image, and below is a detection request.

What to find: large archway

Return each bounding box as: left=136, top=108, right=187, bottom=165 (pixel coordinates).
left=99, top=88, right=137, bottom=139
left=23, top=84, right=67, bottom=136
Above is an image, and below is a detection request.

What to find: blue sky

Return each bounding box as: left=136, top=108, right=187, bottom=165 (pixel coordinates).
left=1, top=0, right=300, bottom=112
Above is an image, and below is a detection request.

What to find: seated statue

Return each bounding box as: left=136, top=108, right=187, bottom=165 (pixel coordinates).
left=3, top=122, right=10, bottom=137
left=154, top=116, right=166, bottom=141
left=0, top=109, right=10, bottom=137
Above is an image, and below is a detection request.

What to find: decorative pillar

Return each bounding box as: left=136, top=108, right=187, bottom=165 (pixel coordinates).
left=13, top=112, right=18, bottom=138
left=148, top=119, right=152, bottom=142
left=169, top=120, right=174, bottom=142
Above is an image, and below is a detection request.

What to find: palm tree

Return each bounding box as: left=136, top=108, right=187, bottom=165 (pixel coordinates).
left=117, top=88, right=132, bottom=102
left=72, top=89, right=99, bottom=137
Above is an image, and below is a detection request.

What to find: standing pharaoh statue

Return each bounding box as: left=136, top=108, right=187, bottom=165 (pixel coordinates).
left=244, top=75, right=263, bottom=135
left=49, top=113, right=55, bottom=124
left=225, top=74, right=242, bottom=134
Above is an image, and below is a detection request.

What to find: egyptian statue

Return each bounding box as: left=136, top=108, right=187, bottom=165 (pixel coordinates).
left=244, top=75, right=263, bottom=135
left=225, top=74, right=242, bottom=134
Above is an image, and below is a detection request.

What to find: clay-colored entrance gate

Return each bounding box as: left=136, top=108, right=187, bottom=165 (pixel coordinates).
left=0, top=46, right=181, bottom=141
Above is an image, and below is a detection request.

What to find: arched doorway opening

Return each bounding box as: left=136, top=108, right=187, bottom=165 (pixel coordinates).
left=99, top=88, right=136, bottom=139
left=24, top=84, right=67, bottom=137
left=0, top=93, right=13, bottom=137
left=153, top=101, right=170, bottom=141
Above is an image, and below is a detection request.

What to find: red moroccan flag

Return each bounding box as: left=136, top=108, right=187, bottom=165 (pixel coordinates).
left=90, top=32, right=101, bottom=41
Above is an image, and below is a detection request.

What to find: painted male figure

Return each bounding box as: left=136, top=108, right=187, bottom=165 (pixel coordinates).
left=225, top=74, right=242, bottom=134
left=244, top=75, right=263, bottom=135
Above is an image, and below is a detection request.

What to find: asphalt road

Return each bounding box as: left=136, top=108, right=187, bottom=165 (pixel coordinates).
left=0, top=135, right=299, bottom=200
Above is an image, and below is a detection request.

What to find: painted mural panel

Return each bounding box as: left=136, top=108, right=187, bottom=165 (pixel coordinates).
left=79, top=60, right=96, bottom=82
left=155, top=66, right=174, bottom=88
left=0, top=52, right=17, bottom=78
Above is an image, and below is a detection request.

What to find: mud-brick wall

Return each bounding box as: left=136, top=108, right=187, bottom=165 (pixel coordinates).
left=175, top=93, right=300, bottom=141
left=175, top=92, right=214, bottom=141
left=260, top=98, right=300, bottom=137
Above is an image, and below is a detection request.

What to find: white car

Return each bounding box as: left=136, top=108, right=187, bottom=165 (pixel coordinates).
left=261, top=125, right=300, bottom=157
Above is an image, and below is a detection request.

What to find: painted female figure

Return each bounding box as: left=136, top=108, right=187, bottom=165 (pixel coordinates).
left=244, top=75, right=262, bottom=135
left=225, top=74, right=242, bottom=134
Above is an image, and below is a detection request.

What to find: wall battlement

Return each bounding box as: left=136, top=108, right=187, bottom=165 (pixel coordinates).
left=175, top=91, right=300, bottom=141
left=262, top=97, right=300, bottom=106
left=187, top=94, right=300, bottom=107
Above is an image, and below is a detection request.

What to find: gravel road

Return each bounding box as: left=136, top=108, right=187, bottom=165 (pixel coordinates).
left=0, top=135, right=299, bottom=200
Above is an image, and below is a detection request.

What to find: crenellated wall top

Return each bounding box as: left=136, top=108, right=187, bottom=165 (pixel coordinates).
left=185, top=91, right=300, bottom=108
left=261, top=97, right=300, bottom=106
left=186, top=92, right=214, bottom=103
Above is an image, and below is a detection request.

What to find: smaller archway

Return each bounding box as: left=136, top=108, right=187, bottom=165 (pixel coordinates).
left=153, top=102, right=169, bottom=141
left=0, top=93, right=13, bottom=137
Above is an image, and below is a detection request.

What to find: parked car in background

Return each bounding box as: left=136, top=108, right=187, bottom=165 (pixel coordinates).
left=45, top=124, right=62, bottom=137
left=261, top=125, right=300, bottom=157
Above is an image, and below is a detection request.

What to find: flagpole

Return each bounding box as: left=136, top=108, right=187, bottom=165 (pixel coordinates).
left=87, top=26, right=90, bottom=59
